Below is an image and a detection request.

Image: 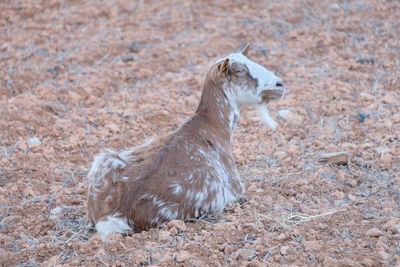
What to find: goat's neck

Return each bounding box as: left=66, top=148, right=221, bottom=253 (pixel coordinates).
left=196, top=81, right=240, bottom=143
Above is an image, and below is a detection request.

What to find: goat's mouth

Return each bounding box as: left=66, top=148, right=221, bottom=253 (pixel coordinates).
left=259, top=88, right=285, bottom=103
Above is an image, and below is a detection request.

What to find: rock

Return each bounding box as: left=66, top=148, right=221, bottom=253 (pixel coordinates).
left=361, top=258, right=375, bottom=267
left=106, top=123, right=120, bottom=133
left=190, top=259, right=204, bottom=267
left=50, top=206, right=63, bottom=220
left=276, top=233, right=287, bottom=241
left=323, top=256, right=338, bottom=266
left=356, top=57, right=375, bottom=65
left=175, top=251, right=192, bottom=263
left=235, top=248, right=257, bottom=261
left=106, top=233, right=124, bottom=241
left=169, top=226, right=178, bottom=236
left=1, top=215, right=22, bottom=227
left=366, top=228, right=384, bottom=237
left=167, top=220, right=187, bottom=232
left=381, top=153, right=392, bottom=165
left=277, top=109, right=303, bottom=125
left=27, top=137, right=41, bottom=147
left=159, top=109, right=169, bottom=116
left=360, top=92, right=375, bottom=102
left=356, top=111, right=370, bottom=123
left=319, top=152, right=349, bottom=165
left=247, top=261, right=267, bottom=267
left=330, top=3, right=340, bottom=11
left=88, top=234, right=101, bottom=245
left=224, top=245, right=235, bottom=255
left=383, top=218, right=400, bottom=234
left=76, top=182, right=86, bottom=194
left=247, top=184, right=258, bottom=192
left=392, top=113, right=400, bottom=123
left=122, top=55, right=134, bottom=62
left=381, top=92, right=396, bottom=104
left=0, top=196, right=10, bottom=206
left=280, top=246, right=289, bottom=255
left=333, top=191, right=345, bottom=200
left=43, top=255, right=60, bottom=267
left=378, top=250, right=390, bottom=260
left=233, top=148, right=242, bottom=156
left=251, top=169, right=263, bottom=176
left=158, top=253, right=173, bottom=264
left=159, top=230, right=173, bottom=242
left=353, top=157, right=369, bottom=168
left=128, top=42, right=141, bottom=53
left=303, top=240, right=322, bottom=252
left=374, top=147, right=389, bottom=154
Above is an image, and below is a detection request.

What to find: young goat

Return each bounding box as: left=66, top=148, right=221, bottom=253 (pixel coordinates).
left=87, top=43, right=285, bottom=239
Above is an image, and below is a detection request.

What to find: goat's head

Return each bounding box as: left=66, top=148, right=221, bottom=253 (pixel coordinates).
left=212, top=43, right=285, bottom=129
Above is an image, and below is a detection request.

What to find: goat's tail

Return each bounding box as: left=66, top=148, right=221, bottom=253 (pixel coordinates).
left=86, top=137, right=166, bottom=229
left=87, top=149, right=129, bottom=187
left=86, top=149, right=131, bottom=225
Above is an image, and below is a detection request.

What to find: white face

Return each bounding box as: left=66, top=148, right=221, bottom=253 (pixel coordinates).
left=217, top=51, right=285, bottom=129
left=226, top=52, right=284, bottom=106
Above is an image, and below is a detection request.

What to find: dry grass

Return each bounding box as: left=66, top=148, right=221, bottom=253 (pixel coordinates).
left=256, top=209, right=344, bottom=231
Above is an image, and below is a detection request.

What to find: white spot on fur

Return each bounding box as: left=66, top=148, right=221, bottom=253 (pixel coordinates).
left=96, top=215, right=132, bottom=240
left=171, top=183, right=182, bottom=195
left=159, top=205, right=179, bottom=220
left=151, top=217, right=160, bottom=225
left=192, top=148, right=241, bottom=214
left=186, top=189, right=194, bottom=200
left=138, top=193, right=150, bottom=200
left=185, top=173, right=194, bottom=183
left=88, top=138, right=158, bottom=190
left=151, top=195, right=165, bottom=207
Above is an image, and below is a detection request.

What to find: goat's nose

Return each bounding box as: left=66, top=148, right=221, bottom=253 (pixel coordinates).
left=276, top=81, right=284, bottom=88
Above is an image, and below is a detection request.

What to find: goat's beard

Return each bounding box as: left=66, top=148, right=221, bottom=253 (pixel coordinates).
left=256, top=103, right=278, bottom=130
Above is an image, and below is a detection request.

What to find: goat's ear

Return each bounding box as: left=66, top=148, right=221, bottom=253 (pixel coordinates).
left=237, top=42, right=250, bottom=56
left=217, top=58, right=230, bottom=75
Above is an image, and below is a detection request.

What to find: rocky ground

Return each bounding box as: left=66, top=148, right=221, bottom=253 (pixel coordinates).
left=1, top=0, right=399, bottom=266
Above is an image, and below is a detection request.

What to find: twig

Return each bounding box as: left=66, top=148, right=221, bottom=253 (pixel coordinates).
left=21, top=228, right=39, bottom=243
left=96, top=255, right=109, bottom=267
left=65, top=228, right=84, bottom=243
left=267, top=171, right=300, bottom=186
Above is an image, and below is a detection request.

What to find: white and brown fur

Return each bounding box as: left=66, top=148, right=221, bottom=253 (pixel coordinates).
left=87, top=43, right=285, bottom=239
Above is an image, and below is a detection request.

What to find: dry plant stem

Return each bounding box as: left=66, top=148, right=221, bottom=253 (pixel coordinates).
left=268, top=171, right=301, bottom=185
left=21, top=228, right=39, bottom=243
left=96, top=255, right=109, bottom=267
left=65, top=228, right=84, bottom=243
left=256, top=210, right=344, bottom=230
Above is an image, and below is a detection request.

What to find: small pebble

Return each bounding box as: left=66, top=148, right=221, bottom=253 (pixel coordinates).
left=122, top=55, right=134, bottom=62
left=366, top=228, right=383, bottom=237
left=128, top=42, right=141, bottom=53
left=27, top=138, right=41, bottom=147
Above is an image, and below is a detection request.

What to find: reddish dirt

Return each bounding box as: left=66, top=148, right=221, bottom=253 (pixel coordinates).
left=1, top=0, right=399, bottom=266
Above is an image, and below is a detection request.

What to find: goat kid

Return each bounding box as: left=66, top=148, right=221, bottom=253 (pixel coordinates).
left=87, top=43, right=285, bottom=239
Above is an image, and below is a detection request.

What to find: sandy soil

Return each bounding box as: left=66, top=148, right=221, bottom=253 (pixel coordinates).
left=1, top=0, right=399, bottom=266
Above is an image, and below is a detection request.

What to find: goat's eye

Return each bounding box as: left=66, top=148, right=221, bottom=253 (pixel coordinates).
left=235, top=69, right=246, bottom=75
